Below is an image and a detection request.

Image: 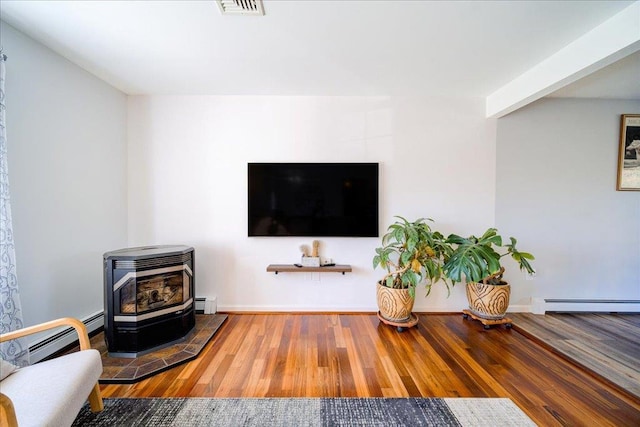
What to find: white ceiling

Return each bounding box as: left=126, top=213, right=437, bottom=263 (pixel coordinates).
left=1, top=0, right=639, bottom=105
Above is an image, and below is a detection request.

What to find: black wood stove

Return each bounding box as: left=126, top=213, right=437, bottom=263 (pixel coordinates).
left=103, top=245, right=195, bottom=357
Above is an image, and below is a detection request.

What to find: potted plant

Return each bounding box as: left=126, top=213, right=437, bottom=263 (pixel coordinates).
left=443, top=228, right=535, bottom=321
left=373, top=216, right=453, bottom=327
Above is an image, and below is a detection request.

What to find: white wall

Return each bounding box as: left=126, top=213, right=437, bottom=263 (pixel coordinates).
left=10, top=18, right=636, bottom=319
left=128, top=95, right=497, bottom=312
left=1, top=22, right=128, bottom=327
left=496, top=98, right=640, bottom=306
left=11, top=19, right=634, bottom=317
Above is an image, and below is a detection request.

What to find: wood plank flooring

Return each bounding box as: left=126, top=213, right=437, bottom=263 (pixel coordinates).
left=511, top=312, right=640, bottom=401
left=100, top=313, right=640, bottom=426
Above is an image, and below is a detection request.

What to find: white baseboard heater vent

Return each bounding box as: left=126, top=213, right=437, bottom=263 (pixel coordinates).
left=26, top=295, right=218, bottom=363
left=543, top=299, right=640, bottom=313
left=28, top=311, right=104, bottom=363
left=196, top=297, right=206, bottom=313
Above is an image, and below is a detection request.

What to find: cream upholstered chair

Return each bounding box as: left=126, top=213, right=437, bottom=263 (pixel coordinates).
left=0, top=317, right=103, bottom=427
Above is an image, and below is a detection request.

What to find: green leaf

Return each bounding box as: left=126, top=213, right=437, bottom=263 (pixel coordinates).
left=520, top=252, right=535, bottom=260
left=446, top=234, right=467, bottom=245
left=385, top=276, right=394, bottom=288
left=400, top=251, right=412, bottom=266
left=406, top=237, right=417, bottom=253
left=519, top=258, right=535, bottom=274
left=443, top=230, right=502, bottom=283
left=425, top=283, right=433, bottom=296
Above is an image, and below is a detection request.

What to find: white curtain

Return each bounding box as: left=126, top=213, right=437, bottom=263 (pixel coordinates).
left=0, top=51, right=30, bottom=366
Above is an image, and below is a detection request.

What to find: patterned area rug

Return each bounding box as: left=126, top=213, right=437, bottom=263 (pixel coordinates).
left=73, top=397, right=535, bottom=426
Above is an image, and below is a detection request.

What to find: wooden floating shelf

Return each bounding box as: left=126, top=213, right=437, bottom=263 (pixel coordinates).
left=267, top=264, right=352, bottom=275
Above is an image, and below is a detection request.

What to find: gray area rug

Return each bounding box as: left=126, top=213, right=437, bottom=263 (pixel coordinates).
left=73, top=397, right=535, bottom=426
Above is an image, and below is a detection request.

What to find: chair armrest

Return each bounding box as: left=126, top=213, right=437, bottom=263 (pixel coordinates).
left=0, top=392, right=18, bottom=427
left=0, top=318, right=104, bottom=422
left=0, top=317, right=92, bottom=351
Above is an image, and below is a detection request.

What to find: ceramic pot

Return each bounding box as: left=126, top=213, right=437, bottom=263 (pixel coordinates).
left=376, top=282, right=415, bottom=322
left=466, top=282, right=511, bottom=320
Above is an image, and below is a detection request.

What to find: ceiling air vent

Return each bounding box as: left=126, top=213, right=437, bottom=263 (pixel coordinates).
left=216, top=0, right=264, bottom=16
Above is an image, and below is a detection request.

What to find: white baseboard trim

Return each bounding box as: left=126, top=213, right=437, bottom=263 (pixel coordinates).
left=506, top=304, right=531, bottom=313
left=217, top=304, right=533, bottom=313
left=28, top=311, right=104, bottom=363
left=542, top=299, right=640, bottom=313
left=217, top=305, right=377, bottom=313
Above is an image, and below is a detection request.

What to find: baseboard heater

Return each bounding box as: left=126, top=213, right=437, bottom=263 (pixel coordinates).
left=28, top=311, right=104, bottom=363
left=27, top=296, right=217, bottom=363
left=542, top=299, right=640, bottom=313
left=195, top=297, right=217, bottom=314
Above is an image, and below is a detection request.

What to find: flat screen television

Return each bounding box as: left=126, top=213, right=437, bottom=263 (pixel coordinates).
left=248, top=163, right=379, bottom=237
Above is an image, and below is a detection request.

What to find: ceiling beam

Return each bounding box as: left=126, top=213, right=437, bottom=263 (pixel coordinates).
left=486, top=1, right=640, bottom=118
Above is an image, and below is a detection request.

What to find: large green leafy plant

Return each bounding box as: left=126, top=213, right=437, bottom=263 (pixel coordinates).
left=443, top=228, right=535, bottom=285
left=373, top=216, right=453, bottom=297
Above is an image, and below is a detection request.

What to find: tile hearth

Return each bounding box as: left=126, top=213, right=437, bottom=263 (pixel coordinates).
left=90, top=314, right=227, bottom=384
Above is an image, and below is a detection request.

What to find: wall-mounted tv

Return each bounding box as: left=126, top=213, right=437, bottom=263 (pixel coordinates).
left=248, top=163, right=379, bottom=237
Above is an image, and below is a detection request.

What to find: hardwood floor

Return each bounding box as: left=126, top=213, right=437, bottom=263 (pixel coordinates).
left=100, top=313, right=640, bottom=426
left=511, top=313, right=640, bottom=401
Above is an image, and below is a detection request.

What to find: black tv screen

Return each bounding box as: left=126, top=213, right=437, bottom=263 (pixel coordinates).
left=248, top=163, right=379, bottom=237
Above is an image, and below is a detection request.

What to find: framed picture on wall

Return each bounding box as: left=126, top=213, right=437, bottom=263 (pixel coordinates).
left=617, top=114, right=640, bottom=191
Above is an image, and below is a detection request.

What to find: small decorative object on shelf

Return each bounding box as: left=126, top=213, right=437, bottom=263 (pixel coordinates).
left=301, top=256, right=320, bottom=267
left=300, top=240, right=321, bottom=266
